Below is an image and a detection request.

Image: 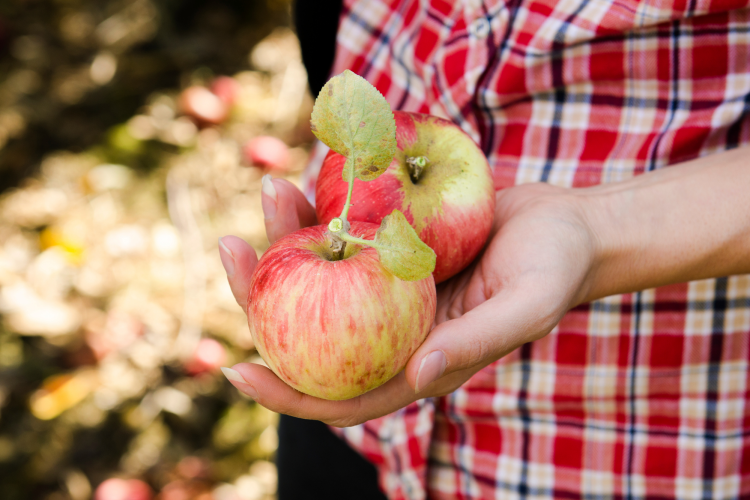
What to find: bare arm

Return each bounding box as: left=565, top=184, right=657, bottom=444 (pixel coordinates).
left=580, top=147, right=750, bottom=303
left=219, top=146, right=750, bottom=426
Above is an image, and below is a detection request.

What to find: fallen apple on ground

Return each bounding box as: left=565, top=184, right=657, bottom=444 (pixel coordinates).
left=94, top=478, right=152, bottom=500
left=184, top=338, right=227, bottom=375
left=210, top=76, right=241, bottom=106
left=243, top=70, right=438, bottom=400
left=242, top=136, right=289, bottom=171
left=316, top=111, right=495, bottom=283
left=178, top=86, right=228, bottom=126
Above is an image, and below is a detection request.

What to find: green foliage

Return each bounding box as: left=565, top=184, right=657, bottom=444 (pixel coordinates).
left=375, top=210, right=436, bottom=281
left=314, top=71, right=436, bottom=281
left=310, top=70, right=397, bottom=182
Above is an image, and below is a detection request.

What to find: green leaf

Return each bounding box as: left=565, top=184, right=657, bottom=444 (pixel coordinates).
left=310, top=70, right=397, bottom=182
left=374, top=210, right=436, bottom=281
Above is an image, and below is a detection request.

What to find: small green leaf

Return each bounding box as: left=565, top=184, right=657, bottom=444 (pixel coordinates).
left=374, top=210, right=436, bottom=281
left=310, top=70, right=397, bottom=182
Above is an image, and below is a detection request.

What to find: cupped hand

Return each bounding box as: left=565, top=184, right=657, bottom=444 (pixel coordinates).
left=219, top=176, right=599, bottom=427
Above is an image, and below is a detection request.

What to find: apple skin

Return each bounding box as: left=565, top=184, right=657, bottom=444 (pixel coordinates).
left=248, top=222, right=436, bottom=401
left=315, top=111, right=495, bottom=283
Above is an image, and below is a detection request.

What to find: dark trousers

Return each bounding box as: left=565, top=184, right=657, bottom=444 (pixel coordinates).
left=276, top=414, right=387, bottom=500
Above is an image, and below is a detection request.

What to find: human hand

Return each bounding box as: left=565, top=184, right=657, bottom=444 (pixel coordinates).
left=219, top=176, right=600, bottom=427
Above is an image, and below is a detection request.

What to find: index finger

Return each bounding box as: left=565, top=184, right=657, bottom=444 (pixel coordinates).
left=262, top=176, right=318, bottom=244
left=224, top=362, right=418, bottom=427
left=218, top=236, right=259, bottom=310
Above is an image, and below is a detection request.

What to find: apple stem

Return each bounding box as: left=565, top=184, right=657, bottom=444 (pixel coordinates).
left=327, top=217, right=351, bottom=261
left=331, top=240, right=347, bottom=261
left=340, top=174, right=355, bottom=221
left=338, top=158, right=357, bottom=223
left=406, top=156, right=428, bottom=183
left=330, top=157, right=384, bottom=260
left=340, top=232, right=383, bottom=251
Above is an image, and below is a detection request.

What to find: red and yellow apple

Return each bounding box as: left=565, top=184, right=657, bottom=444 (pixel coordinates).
left=315, top=111, right=495, bottom=283
left=247, top=222, right=436, bottom=400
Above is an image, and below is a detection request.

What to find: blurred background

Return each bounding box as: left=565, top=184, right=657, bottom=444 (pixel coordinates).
left=0, top=0, right=317, bottom=498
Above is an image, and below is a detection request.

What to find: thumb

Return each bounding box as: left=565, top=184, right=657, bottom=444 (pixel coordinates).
left=405, top=291, right=558, bottom=393
left=262, top=175, right=317, bottom=244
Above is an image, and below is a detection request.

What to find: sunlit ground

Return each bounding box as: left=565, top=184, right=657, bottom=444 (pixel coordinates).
left=0, top=3, right=313, bottom=498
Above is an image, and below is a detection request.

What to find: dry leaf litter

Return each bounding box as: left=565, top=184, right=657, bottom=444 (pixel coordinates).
left=0, top=14, right=314, bottom=499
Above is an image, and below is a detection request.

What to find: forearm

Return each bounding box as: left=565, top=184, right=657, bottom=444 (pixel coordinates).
left=579, top=146, right=750, bottom=303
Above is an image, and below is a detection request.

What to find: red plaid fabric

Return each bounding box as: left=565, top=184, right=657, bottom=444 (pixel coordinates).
left=300, top=0, right=750, bottom=498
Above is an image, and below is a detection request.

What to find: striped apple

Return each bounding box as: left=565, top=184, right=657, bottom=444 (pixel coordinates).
left=248, top=222, right=436, bottom=401
left=316, top=111, right=495, bottom=283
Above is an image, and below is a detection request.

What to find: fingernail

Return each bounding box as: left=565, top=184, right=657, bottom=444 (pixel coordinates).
left=415, top=350, right=447, bottom=393
left=221, top=367, right=259, bottom=400
left=261, top=175, right=277, bottom=220
left=218, top=237, right=235, bottom=277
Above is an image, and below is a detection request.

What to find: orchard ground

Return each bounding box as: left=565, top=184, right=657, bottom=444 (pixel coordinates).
left=0, top=2, right=312, bottom=499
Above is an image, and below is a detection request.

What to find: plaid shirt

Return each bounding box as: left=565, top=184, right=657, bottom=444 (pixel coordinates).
left=301, top=0, right=750, bottom=498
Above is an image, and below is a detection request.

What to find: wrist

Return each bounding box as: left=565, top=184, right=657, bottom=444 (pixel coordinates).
left=572, top=186, right=635, bottom=304
left=572, top=147, right=750, bottom=303
left=498, top=185, right=606, bottom=309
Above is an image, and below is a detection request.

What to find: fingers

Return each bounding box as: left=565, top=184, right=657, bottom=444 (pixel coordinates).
left=405, top=287, right=559, bottom=393
left=406, top=303, right=504, bottom=393
left=435, top=261, right=486, bottom=324
left=262, top=176, right=318, bottom=244
left=223, top=362, right=359, bottom=424
left=218, top=236, right=259, bottom=309
left=223, top=362, right=417, bottom=427
left=220, top=178, right=316, bottom=312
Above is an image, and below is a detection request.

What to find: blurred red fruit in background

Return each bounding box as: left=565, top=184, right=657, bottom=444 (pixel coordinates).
left=95, top=478, right=152, bottom=500
left=185, top=338, right=227, bottom=375
left=85, top=310, right=144, bottom=361
left=178, top=87, right=228, bottom=126
left=177, top=456, right=211, bottom=479
left=210, top=76, right=241, bottom=106
left=243, top=136, right=289, bottom=171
